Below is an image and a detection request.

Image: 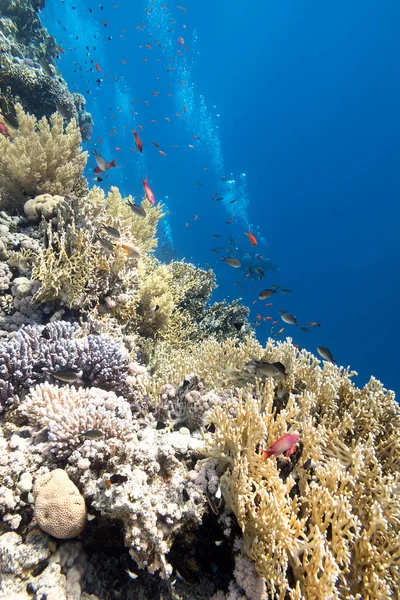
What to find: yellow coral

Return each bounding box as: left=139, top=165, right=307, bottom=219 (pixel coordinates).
left=32, top=220, right=112, bottom=309
left=206, top=339, right=400, bottom=599
left=136, top=261, right=175, bottom=336
left=0, top=104, right=87, bottom=212
left=87, top=186, right=164, bottom=254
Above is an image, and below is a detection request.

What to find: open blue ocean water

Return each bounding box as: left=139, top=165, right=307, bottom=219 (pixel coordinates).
left=43, top=0, right=400, bottom=396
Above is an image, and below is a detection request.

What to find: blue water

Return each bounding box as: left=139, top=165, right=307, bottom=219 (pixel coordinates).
left=43, top=0, right=400, bottom=396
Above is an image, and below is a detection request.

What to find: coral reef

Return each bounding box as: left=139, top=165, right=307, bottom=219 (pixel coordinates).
left=205, top=339, right=400, bottom=599
left=0, top=14, right=398, bottom=599
left=0, top=104, right=87, bottom=212
left=0, top=0, right=93, bottom=140
left=33, top=469, right=87, bottom=539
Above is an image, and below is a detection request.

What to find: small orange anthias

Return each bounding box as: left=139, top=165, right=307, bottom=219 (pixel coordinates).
left=245, top=231, right=257, bottom=246
left=262, top=433, right=300, bottom=459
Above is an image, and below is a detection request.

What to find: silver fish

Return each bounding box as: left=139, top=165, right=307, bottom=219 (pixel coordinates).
left=258, top=289, right=276, bottom=300
left=79, top=429, right=104, bottom=440
left=280, top=312, right=299, bottom=326
left=245, top=359, right=286, bottom=378
left=92, top=149, right=108, bottom=171
left=317, top=346, right=336, bottom=364
left=39, top=59, right=53, bottom=77
left=51, top=368, right=83, bottom=383
left=221, top=256, right=241, bottom=268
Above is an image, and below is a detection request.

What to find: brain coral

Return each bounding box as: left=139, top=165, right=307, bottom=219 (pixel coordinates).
left=33, top=469, right=86, bottom=539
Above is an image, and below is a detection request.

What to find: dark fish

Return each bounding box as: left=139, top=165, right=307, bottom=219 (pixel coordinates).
left=245, top=359, right=286, bottom=378
left=39, top=59, right=53, bottom=77
left=206, top=490, right=219, bottom=515
left=226, top=216, right=236, bottom=224
left=280, top=312, right=299, bottom=326
left=96, top=236, right=114, bottom=252
left=211, top=248, right=220, bottom=254
left=93, top=176, right=103, bottom=182
left=56, top=104, right=70, bottom=119
left=221, top=256, right=241, bottom=268
left=280, top=289, right=293, bottom=293
left=215, top=197, right=224, bottom=202
left=51, top=368, right=83, bottom=383
left=255, top=267, right=264, bottom=279
left=101, top=224, right=121, bottom=239
left=233, top=322, right=244, bottom=331
left=150, top=305, right=159, bottom=312
left=126, top=200, right=146, bottom=217
left=109, top=473, right=128, bottom=485
left=258, top=289, right=276, bottom=300
left=317, top=346, right=336, bottom=364
left=299, top=327, right=309, bottom=332
left=2, top=113, right=19, bottom=130
left=79, top=429, right=104, bottom=440
left=212, top=234, right=221, bottom=238
left=307, top=322, right=321, bottom=328
left=182, top=488, right=190, bottom=502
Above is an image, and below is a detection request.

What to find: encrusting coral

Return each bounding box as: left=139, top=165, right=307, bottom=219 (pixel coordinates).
left=0, top=103, right=87, bottom=212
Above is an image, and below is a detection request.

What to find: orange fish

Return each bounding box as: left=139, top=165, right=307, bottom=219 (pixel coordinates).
left=115, top=147, right=122, bottom=151
left=132, top=130, right=143, bottom=153
left=256, top=314, right=261, bottom=321
left=145, top=44, right=153, bottom=50
left=138, top=124, right=143, bottom=131
left=152, top=90, right=159, bottom=96
left=178, top=36, right=184, bottom=46
left=56, top=46, right=65, bottom=54
left=150, top=120, right=156, bottom=123
left=95, top=62, right=101, bottom=72
left=110, top=128, right=117, bottom=133
left=136, top=25, right=143, bottom=31
left=265, top=302, right=273, bottom=307
left=272, top=320, right=278, bottom=325
left=175, top=113, right=181, bottom=117
left=262, top=434, right=299, bottom=459
left=264, top=316, right=272, bottom=321
left=245, top=231, right=257, bottom=247
left=120, top=58, right=126, bottom=64
left=165, top=117, right=170, bottom=122
left=158, top=150, right=167, bottom=156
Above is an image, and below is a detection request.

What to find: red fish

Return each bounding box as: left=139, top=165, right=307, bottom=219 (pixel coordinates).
left=178, top=37, right=184, bottom=46
left=262, top=434, right=300, bottom=459
left=56, top=46, right=65, bottom=54
left=245, top=231, right=257, bottom=247
left=95, top=62, right=101, bottom=73
left=143, top=179, right=155, bottom=205
left=0, top=122, right=9, bottom=137
left=158, top=150, right=167, bottom=156
left=92, top=150, right=117, bottom=173
left=132, top=130, right=143, bottom=153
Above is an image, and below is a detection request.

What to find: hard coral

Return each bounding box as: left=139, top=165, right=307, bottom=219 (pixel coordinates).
left=206, top=339, right=400, bottom=599
left=87, top=185, right=164, bottom=254
left=0, top=104, right=87, bottom=212
left=24, top=193, right=64, bottom=222
left=33, top=469, right=86, bottom=539
left=23, top=383, right=135, bottom=457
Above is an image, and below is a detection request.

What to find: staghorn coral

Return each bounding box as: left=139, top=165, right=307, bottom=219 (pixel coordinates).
left=87, top=185, right=164, bottom=254
left=22, top=383, right=135, bottom=458
left=205, top=339, right=400, bottom=600
left=0, top=104, right=87, bottom=212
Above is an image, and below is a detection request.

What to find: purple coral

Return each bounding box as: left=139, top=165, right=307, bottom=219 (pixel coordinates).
left=0, top=321, right=134, bottom=409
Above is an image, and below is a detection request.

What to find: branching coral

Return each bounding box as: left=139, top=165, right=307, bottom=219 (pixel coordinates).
left=0, top=104, right=87, bottom=212
left=87, top=186, right=164, bottom=254
left=205, top=339, right=400, bottom=600
left=22, top=383, right=135, bottom=458
left=0, top=321, right=140, bottom=408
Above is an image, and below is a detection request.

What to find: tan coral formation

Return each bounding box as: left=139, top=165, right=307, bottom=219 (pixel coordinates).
left=205, top=338, right=400, bottom=600
left=24, top=193, right=65, bottom=222
left=33, top=469, right=86, bottom=539
left=0, top=104, right=87, bottom=212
